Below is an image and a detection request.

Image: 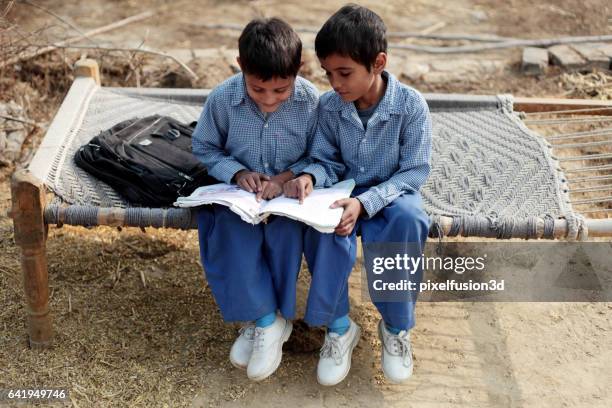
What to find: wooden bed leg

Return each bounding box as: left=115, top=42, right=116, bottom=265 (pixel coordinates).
left=10, top=170, right=53, bottom=349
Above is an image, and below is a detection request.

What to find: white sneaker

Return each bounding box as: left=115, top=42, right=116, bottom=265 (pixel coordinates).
left=378, top=320, right=414, bottom=383
left=229, top=323, right=256, bottom=369
left=246, top=315, right=292, bottom=381
left=317, top=318, right=361, bottom=386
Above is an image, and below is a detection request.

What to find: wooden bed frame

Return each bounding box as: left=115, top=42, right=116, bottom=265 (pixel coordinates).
left=9, top=60, right=612, bottom=349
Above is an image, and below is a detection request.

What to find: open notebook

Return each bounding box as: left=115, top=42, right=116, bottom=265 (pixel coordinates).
left=174, top=179, right=355, bottom=233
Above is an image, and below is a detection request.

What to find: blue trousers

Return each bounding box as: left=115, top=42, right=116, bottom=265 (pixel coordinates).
left=197, top=205, right=305, bottom=322
left=302, top=228, right=357, bottom=326
left=304, top=189, right=430, bottom=330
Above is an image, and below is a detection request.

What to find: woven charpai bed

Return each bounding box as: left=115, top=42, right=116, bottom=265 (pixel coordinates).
left=9, top=60, right=612, bottom=348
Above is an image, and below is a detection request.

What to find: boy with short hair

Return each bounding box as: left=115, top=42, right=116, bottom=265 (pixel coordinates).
left=192, top=17, right=319, bottom=382
left=285, top=4, right=432, bottom=385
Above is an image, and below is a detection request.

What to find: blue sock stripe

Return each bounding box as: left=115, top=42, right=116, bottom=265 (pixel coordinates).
left=385, top=323, right=402, bottom=335
left=255, top=312, right=276, bottom=328
left=328, top=315, right=350, bottom=335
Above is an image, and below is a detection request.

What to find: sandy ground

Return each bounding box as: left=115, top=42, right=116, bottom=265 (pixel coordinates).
left=1, top=1, right=611, bottom=407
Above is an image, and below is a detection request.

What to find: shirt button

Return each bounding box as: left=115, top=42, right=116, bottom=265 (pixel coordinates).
left=362, top=138, right=367, bottom=142
left=264, top=123, right=269, bottom=128
left=264, top=163, right=269, bottom=168
left=360, top=167, right=365, bottom=172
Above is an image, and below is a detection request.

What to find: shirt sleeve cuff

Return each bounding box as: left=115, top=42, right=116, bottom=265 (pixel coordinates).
left=301, top=163, right=330, bottom=188
left=356, top=189, right=384, bottom=219
left=287, top=158, right=311, bottom=176
left=209, top=160, right=248, bottom=185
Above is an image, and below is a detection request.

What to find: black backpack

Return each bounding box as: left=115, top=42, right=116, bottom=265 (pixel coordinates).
left=74, top=115, right=217, bottom=206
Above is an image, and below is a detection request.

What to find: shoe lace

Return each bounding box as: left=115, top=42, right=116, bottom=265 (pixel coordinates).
left=252, top=327, right=266, bottom=352
left=239, top=324, right=256, bottom=341
left=320, top=334, right=343, bottom=365
left=390, top=330, right=412, bottom=366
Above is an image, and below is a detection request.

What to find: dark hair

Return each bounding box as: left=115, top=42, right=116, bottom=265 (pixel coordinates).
left=315, top=4, right=387, bottom=71
left=238, top=17, right=302, bottom=81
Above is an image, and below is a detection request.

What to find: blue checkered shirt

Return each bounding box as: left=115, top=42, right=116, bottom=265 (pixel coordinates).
left=192, top=73, right=319, bottom=184
left=302, top=71, right=432, bottom=218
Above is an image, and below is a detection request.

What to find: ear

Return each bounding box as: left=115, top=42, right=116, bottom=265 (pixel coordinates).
left=236, top=57, right=243, bottom=70
left=373, top=52, right=387, bottom=74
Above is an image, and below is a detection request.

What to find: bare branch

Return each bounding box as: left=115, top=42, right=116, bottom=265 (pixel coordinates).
left=0, top=10, right=156, bottom=69
left=1, top=1, right=16, bottom=19
left=0, top=114, right=43, bottom=129
left=44, top=44, right=198, bottom=80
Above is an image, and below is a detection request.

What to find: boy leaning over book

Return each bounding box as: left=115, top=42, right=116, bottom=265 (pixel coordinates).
left=191, top=18, right=319, bottom=381
left=285, top=4, right=432, bottom=385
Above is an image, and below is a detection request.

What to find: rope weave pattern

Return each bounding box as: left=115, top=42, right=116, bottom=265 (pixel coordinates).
left=40, top=87, right=582, bottom=239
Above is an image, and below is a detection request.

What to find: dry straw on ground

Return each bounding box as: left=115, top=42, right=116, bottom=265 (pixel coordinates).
left=561, top=70, right=612, bottom=100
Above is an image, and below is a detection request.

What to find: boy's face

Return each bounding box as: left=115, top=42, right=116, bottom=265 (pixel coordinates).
left=319, top=53, right=386, bottom=103
left=242, top=73, right=295, bottom=113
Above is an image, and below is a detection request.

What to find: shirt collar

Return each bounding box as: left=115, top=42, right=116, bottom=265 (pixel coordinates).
left=230, top=73, right=307, bottom=107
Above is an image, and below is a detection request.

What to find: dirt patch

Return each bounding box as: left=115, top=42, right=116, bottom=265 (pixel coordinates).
left=475, top=0, right=611, bottom=38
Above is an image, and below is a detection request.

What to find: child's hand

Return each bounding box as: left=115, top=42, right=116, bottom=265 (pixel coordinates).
left=283, top=174, right=314, bottom=204
left=256, top=178, right=283, bottom=201
left=235, top=170, right=270, bottom=193
left=331, top=198, right=364, bottom=236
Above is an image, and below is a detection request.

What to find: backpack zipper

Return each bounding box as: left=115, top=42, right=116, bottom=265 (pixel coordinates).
left=126, top=117, right=163, bottom=144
